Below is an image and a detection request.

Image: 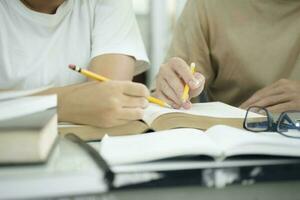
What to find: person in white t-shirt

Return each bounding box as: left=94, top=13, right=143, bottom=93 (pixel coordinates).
left=0, top=0, right=150, bottom=128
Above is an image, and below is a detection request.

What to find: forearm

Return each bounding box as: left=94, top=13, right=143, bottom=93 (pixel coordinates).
left=2, top=54, right=137, bottom=123
left=36, top=84, right=81, bottom=122
left=89, top=54, right=135, bottom=81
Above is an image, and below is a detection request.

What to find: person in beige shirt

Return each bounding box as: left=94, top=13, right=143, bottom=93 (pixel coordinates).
left=154, top=0, right=300, bottom=113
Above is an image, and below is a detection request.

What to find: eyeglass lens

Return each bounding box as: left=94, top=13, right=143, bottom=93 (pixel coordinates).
left=245, top=107, right=269, bottom=132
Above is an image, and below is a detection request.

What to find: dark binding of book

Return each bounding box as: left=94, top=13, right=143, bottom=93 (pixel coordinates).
left=114, top=157, right=300, bottom=190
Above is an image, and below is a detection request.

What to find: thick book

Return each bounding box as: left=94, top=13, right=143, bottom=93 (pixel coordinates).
left=0, top=109, right=58, bottom=164
left=59, top=102, right=263, bottom=141
left=99, top=125, right=300, bottom=166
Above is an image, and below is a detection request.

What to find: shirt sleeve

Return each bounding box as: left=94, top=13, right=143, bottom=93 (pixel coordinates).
left=91, top=0, right=148, bottom=75
left=166, top=0, right=215, bottom=87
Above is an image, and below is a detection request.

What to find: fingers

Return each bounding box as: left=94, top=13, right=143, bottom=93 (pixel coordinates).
left=181, top=73, right=204, bottom=109
left=182, top=101, right=192, bottom=109
left=156, top=58, right=206, bottom=109
left=240, top=79, right=298, bottom=109
left=169, top=58, right=201, bottom=89
left=122, top=82, right=150, bottom=97
left=267, top=102, right=294, bottom=114
left=190, top=72, right=205, bottom=98
left=157, top=66, right=184, bottom=108
left=247, top=94, right=291, bottom=108
left=122, top=96, right=149, bottom=108
left=240, top=85, right=282, bottom=109
left=154, top=90, right=181, bottom=109
left=164, top=69, right=185, bottom=100
left=240, top=79, right=300, bottom=113
left=161, top=78, right=182, bottom=106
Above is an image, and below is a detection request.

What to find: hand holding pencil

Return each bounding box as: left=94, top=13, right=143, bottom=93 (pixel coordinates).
left=181, top=63, right=196, bottom=103
left=154, top=57, right=205, bottom=110
left=69, top=64, right=170, bottom=108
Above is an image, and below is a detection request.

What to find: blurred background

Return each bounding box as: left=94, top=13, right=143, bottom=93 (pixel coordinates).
left=132, top=0, right=187, bottom=86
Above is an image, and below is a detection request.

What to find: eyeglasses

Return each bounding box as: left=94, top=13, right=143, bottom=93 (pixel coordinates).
left=243, top=106, right=300, bottom=139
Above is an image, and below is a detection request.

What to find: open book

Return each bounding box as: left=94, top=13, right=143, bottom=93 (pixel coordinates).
left=100, top=125, right=300, bottom=166
left=59, top=102, right=263, bottom=141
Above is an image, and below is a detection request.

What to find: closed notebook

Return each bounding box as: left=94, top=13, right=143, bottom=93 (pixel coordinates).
left=59, top=102, right=263, bottom=141
left=100, top=125, right=300, bottom=166
left=0, top=109, right=58, bottom=164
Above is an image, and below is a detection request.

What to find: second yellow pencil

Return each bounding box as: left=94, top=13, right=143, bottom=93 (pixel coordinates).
left=181, top=63, right=196, bottom=102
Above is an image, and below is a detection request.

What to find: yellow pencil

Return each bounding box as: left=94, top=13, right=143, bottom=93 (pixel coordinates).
left=69, top=64, right=170, bottom=108
left=181, top=63, right=196, bottom=102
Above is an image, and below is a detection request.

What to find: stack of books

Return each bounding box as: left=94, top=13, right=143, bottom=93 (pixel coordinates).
left=0, top=89, right=57, bottom=164
left=0, top=89, right=111, bottom=199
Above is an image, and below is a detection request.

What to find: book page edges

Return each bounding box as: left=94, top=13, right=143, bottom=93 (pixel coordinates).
left=0, top=114, right=58, bottom=164
left=151, top=113, right=247, bottom=131
left=59, top=120, right=150, bottom=141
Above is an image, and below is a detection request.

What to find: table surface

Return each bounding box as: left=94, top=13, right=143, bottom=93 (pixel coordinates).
left=72, top=181, right=300, bottom=200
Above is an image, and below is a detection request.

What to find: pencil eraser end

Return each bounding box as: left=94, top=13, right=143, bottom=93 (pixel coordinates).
left=68, top=64, right=76, bottom=70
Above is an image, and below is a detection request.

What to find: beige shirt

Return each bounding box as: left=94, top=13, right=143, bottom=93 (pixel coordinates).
left=167, top=0, right=300, bottom=106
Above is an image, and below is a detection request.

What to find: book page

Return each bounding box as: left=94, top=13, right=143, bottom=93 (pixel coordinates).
left=206, top=125, right=300, bottom=158
left=100, top=128, right=222, bottom=165
left=143, top=102, right=262, bottom=126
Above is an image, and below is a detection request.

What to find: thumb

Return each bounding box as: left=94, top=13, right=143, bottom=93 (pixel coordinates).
left=190, top=72, right=205, bottom=98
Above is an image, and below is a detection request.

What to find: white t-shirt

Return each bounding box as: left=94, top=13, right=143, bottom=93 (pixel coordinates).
left=0, top=0, right=148, bottom=89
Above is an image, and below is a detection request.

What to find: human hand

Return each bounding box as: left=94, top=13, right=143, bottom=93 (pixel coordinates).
left=153, top=57, right=205, bottom=109
left=59, top=81, right=149, bottom=128
left=240, top=79, right=300, bottom=113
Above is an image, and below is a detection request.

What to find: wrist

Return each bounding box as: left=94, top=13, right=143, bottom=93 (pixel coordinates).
left=36, top=84, right=82, bottom=123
